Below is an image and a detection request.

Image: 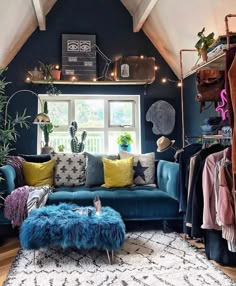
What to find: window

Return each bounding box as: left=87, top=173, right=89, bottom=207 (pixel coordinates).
left=38, top=94, right=140, bottom=154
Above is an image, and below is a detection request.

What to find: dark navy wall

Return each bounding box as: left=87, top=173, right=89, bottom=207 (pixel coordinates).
left=6, top=0, right=181, bottom=159
left=183, top=74, right=218, bottom=141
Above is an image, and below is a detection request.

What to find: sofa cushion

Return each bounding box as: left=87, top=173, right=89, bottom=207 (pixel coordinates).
left=102, top=157, right=134, bottom=188
left=47, top=186, right=180, bottom=220
left=50, top=152, right=86, bottom=187
left=85, top=153, right=118, bottom=186
left=119, top=151, right=155, bottom=185
left=22, top=160, right=55, bottom=186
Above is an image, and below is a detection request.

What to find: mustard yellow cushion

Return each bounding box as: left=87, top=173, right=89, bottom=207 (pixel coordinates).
left=102, top=157, right=134, bottom=188
left=22, top=159, right=55, bottom=186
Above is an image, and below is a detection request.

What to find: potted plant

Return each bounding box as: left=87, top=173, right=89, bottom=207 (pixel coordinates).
left=195, top=27, right=215, bottom=61
left=117, top=132, right=133, bottom=152
left=39, top=61, right=61, bottom=81
left=40, top=101, right=54, bottom=154
left=0, top=67, right=30, bottom=178
left=58, top=144, right=65, bottom=152
left=38, top=61, right=61, bottom=96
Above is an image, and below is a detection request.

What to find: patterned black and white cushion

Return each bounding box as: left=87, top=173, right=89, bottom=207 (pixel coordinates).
left=50, top=151, right=86, bottom=187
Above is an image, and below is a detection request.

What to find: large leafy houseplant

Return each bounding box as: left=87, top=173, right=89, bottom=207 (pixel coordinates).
left=0, top=67, right=30, bottom=178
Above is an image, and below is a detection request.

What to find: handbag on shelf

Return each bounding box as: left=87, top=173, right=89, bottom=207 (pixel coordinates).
left=195, top=70, right=225, bottom=112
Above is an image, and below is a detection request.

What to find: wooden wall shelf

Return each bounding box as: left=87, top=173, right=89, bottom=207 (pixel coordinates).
left=30, top=80, right=152, bottom=86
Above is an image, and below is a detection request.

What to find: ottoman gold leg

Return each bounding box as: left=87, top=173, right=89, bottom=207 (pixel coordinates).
left=111, top=250, right=114, bottom=263
left=106, top=249, right=113, bottom=264
left=33, top=250, right=38, bottom=265
left=33, top=250, right=36, bottom=265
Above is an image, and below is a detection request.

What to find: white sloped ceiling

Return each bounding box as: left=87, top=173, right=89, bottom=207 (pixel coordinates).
left=121, top=0, right=236, bottom=78
left=0, top=0, right=235, bottom=77
left=0, top=0, right=57, bottom=68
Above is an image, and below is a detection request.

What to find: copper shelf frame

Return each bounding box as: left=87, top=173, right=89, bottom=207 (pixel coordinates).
left=179, top=14, right=236, bottom=149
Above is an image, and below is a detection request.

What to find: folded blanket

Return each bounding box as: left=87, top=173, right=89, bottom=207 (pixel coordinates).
left=4, top=185, right=29, bottom=227
left=4, top=185, right=53, bottom=227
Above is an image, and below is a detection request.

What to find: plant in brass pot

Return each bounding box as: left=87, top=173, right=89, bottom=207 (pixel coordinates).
left=195, top=27, right=215, bottom=61
left=117, top=132, right=133, bottom=152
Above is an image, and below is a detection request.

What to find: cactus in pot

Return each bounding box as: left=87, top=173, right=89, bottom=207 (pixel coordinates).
left=41, top=102, right=53, bottom=147
left=40, top=101, right=54, bottom=154
left=69, top=120, right=87, bottom=153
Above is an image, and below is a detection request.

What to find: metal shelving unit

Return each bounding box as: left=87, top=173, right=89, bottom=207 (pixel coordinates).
left=184, top=51, right=226, bottom=78
left=179, top=14, right=236, bottom=148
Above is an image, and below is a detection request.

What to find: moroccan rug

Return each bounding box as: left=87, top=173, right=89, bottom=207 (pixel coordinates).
left=3, top=231, right=236, bottom=286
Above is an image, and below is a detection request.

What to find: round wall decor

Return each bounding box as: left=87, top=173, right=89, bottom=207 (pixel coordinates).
left=146, top=100, right=175, bottom=135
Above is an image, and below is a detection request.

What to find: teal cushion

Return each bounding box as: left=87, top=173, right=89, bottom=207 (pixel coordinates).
left=47, top=186, right=180, bottom=220
left=0, top=165, right=16, bottom=194
left=85, top=153, right=118, bottom=187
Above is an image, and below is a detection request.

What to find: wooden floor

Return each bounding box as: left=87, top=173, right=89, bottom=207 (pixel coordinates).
left=182, top=235, right=236, bottom=282
left=0, top=236, right=236, bottom=286
left=0, top=238, right=20, bottom=286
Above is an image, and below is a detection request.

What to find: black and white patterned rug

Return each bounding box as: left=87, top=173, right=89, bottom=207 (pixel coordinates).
left=3, top=231, right=236, bottom=286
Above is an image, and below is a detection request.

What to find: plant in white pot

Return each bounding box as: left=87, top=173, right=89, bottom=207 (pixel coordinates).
left=117, top=132, right=133, bottom=152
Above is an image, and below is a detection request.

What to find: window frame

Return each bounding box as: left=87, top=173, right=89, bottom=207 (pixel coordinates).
left=37, top=94, right=141, bottom=154
left=108, top=100, right=135, bottom=128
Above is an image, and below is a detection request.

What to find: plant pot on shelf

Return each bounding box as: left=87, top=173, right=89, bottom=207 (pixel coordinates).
left=200, top=48, right=208, bottom=62
left=50, top=70, right=61, bottom=81
left=41, top=146, right=54, bottom=154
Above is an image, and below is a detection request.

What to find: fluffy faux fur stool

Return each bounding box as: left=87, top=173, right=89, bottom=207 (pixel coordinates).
left=20, top=203, right=126, bottom=251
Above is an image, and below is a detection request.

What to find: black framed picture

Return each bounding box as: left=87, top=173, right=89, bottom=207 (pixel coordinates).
left=62, top=34, right=97, bottom=81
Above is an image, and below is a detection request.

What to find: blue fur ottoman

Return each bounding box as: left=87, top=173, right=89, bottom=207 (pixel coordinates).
left=20, top=204, right=126, bottom=263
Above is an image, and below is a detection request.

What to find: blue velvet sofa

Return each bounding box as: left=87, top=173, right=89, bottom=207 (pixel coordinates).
left=0, top=160, right=182, bottom=229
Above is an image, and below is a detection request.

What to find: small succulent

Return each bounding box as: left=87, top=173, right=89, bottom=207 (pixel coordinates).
left=58, top=144, right=65, bottom=152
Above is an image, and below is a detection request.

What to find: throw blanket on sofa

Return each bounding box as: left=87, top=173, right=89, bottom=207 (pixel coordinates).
left=4, top=185, right=52, bottom=227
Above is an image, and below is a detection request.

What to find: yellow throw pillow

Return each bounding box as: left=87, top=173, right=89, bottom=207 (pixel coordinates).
left=102, top=157, right=134, bottom=188
left=22, top=159, right=55, bottom=186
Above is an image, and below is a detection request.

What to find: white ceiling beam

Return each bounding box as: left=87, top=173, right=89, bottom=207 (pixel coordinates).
left=133, top=0, right=158, bottom=32
left=32, top=0, right=46, bottom=31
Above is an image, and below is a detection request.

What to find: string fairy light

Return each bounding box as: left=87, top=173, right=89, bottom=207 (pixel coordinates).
left=161, top=77, right=181, bottom=87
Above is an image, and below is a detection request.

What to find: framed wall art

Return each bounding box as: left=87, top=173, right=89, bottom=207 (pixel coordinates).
left=62, top=34, right=96, bottom=81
